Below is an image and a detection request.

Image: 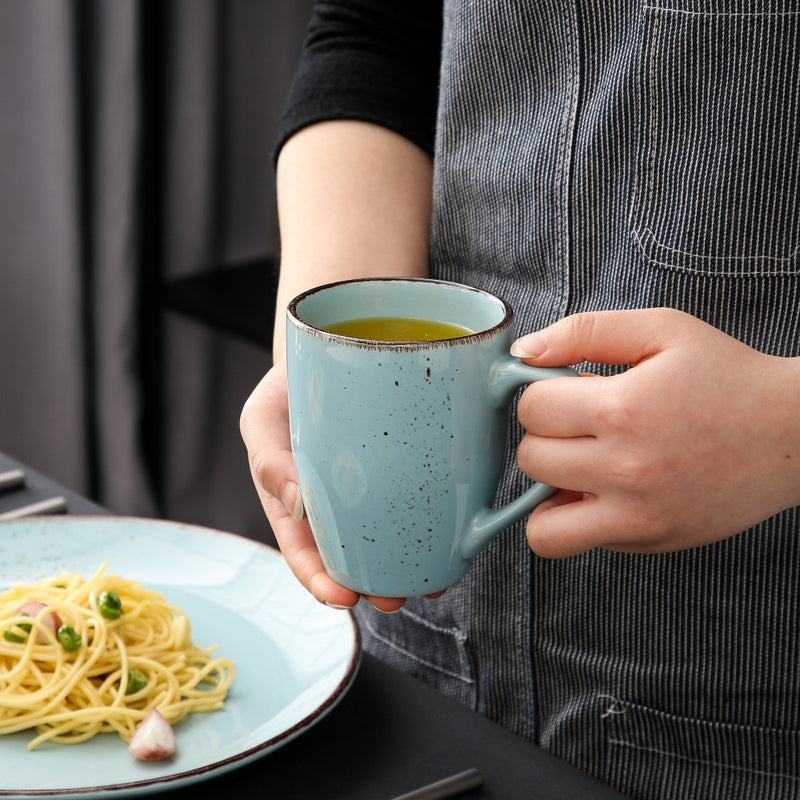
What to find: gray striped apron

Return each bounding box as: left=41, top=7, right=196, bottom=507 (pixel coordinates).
left=355, top=2, right=800, bottom=797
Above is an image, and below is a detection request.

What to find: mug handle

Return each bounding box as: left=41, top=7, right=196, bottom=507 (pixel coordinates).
left=459, top=357, right=579, bottom=560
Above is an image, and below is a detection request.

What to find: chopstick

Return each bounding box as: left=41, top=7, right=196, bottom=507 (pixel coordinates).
left=389, top=768, right=484, bottom=800
left=0, top=469, right=25, bottom=492
left=0, top=496, right=68, bottom=521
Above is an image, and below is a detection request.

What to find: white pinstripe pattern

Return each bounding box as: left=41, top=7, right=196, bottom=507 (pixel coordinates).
left=356, top=2, right=800, bottom=797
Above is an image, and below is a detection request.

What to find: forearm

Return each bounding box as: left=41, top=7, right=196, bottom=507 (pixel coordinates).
left=272, top=120, right=433, bottom=362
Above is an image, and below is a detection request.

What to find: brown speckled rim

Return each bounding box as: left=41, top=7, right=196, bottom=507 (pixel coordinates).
left=0, top=515, right=362, bottom=798
left=287, top=277, right=514, bottom=349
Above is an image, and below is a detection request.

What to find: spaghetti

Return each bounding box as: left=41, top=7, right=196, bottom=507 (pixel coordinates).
left=0, top=563, right=234, bottom=750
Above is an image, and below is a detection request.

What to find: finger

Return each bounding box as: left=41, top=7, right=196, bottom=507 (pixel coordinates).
left=268, top=493, right=361, bottom=609
left=526, top=492, right=672, bottom=558
left=517, top=372, right=606, bottom=438
left=362, top=586, right=449, bottom=612
left=242, top=364, right=362, bottom=608
left=240, top=363, right=304, bottom=520
left=511, top=307, right=690, bottom=369
left=525, top=492, right=615, bottom=558
left=517, top=433, right=599, bottom=492
left=362, top=595, right=407, bottom=613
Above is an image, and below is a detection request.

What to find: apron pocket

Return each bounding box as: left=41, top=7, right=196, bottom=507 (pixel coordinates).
left=630, top=3, right=800, bottom=277
left=355, top=603, right=476, bottom=708
left=602, top=695, right=800, bottom=799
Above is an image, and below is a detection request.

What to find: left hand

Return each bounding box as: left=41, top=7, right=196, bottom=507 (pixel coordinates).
left=511, top=308, right=800, bottom=558
left=240, top=360, right=406, bottom=613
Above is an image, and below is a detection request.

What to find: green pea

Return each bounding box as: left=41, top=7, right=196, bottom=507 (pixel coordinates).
left=13, top=610, right=32, bottom=634
left=97, top=591, right=123, bottom=619
left=125, top=669, right=148, bottom=695
left=57, top=624, right=82, bottom=652
left=3, top=629, right=25, bottom=643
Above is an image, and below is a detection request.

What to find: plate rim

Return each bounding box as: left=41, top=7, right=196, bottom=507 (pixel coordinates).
left=0, top=515, right=361, bottom=798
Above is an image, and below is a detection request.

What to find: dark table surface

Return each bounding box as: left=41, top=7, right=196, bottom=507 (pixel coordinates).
left=0, top=451, right=628, bottom=799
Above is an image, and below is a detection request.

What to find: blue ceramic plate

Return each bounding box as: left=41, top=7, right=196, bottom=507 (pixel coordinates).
left=0, top=516, right=360, bottom=798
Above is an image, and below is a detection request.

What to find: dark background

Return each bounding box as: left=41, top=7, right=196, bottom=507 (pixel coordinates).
left=0, top=0, right=315, bottom=545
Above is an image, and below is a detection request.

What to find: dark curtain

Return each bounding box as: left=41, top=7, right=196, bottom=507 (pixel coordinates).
left=0, top=0, right=311, bottom=540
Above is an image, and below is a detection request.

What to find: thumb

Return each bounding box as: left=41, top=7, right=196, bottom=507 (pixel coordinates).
left=510, top=308, right=683, bottom=367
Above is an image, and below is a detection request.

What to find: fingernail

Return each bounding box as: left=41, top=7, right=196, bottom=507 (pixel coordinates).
left=324, top=601, right=352, bottom=610
left=280, top=481, right=304, bottom=520
left=510, top=332, right=547, bottom=359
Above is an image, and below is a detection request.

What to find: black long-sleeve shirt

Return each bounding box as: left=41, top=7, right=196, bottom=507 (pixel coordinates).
left=275, top=1, right=443, bottom=162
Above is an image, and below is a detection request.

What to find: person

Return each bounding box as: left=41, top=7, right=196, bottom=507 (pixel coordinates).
left=239, top=3, right=800, bottom=798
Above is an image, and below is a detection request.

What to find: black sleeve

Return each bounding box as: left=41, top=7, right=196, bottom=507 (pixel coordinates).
left=274, top=0, right=444, bottom=164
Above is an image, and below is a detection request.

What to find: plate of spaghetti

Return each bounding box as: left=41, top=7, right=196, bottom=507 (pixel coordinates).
left=0, top=516, right=361, bottom=798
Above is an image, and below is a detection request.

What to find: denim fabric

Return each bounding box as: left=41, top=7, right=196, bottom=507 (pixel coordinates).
left=355, top=2, right=800, bottom=798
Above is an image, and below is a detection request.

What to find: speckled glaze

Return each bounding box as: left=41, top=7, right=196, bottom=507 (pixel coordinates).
left=286, top=279, right=576, bottom=597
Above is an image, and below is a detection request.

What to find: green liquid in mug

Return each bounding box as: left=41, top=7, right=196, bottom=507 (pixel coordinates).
left=324, top=316, right=474, bottom=342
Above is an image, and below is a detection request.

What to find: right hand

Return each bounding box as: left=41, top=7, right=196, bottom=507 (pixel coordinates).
left=240, top=359, right=407, bottom=613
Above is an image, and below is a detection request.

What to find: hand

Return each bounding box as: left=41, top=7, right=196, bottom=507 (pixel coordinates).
left=511, top=308, right=800, bottom=558
left=240, top=360, right=406, bottom=612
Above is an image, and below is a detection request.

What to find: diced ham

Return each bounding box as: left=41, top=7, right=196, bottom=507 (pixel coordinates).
left=17, top=601, right=61, bottom=644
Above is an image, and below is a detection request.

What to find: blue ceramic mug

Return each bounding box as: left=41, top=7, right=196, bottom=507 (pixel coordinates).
left=286, top=278, right=576, bottom=597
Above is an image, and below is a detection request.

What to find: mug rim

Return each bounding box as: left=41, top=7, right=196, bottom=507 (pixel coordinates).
left=287, top=277, right=513, bottom=348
